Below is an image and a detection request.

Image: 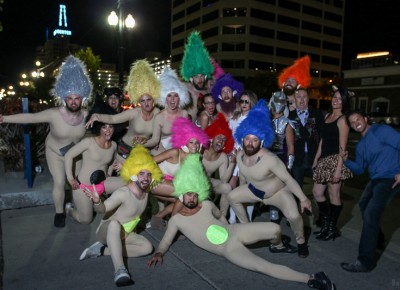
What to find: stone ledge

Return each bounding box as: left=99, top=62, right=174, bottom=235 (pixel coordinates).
left=0, top=190, right=53, bottom=210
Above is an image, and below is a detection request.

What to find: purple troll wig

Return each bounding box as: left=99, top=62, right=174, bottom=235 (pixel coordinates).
left=234, top=99, right=274, bottom=148
left=211, top=73, right=244, bottom=104
left=171, top=117, right=210, bottom=149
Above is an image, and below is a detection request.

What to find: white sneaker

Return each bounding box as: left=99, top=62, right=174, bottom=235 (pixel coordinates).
left=114, top=267, right=132, bottom=286
left=79, top=241, right=103, bottom=261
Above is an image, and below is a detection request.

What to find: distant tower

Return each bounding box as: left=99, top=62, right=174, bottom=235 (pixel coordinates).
left=53, top=4, right=72, bottom=37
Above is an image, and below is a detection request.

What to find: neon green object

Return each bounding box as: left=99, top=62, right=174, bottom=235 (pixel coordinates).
left=206, top=224, right=228, bottom=245
left=122, top=216, right=141, bottom=234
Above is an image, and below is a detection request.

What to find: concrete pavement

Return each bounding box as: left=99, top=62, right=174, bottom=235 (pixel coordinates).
left=1, top=167, right=400, bottom=290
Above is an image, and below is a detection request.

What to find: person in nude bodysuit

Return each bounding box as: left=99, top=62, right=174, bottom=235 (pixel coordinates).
left=65, top=109, right=125, bottom=224
left=227, top=100, right=312, bottom=258
left=180, top=31, right=214, bottom=122
left=202, top=113, right=235, bottom=219
left=228, top=90, right=259, bottom=223
left=0, top=56, right=92, bottom=227
left=144, top=68, right=191, bottom=156
left=85, top=59, right=161, bottom=166
left=79, top=145, right=163, bottom=287
left=179, top=31, right=214, bottom=120
left=149, top=116, right=210, bottom=229
left=147, top=154, right=335, bottom=290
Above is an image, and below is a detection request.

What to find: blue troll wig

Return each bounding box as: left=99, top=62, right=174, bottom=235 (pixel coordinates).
left=234, top=99, right=274, bottom=148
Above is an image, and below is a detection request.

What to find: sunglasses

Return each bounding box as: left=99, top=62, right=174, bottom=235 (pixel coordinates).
left=239, top=99, right=250, bottom=104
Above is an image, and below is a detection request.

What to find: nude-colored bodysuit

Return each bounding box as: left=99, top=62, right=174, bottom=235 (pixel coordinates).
left=228, top=149, right=308, bottom=244
left=157, top=201, right=308, bottom=283
left=3, top=107, right=87, bottom=214
left=96, top=107, right=160, bottom=146
left=95, top=186, right=153, bottom=271
left=202, top=153, right=234, bottom=216
left=65, top=137, right=124, bottom=224
left=145, top=110, right=188, bottom=155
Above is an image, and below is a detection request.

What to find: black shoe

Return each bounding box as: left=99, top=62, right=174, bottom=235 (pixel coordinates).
left=341, top=260, right=370, bottom=273
left=54, top=213, right=66, bottom=227
left=298, top=242, right=309, bottom=258
left=318, top=222, right=340, bottom=241
left=269, top=237, right=298, bottom=254
left=308, top=272, right=335, bottom=289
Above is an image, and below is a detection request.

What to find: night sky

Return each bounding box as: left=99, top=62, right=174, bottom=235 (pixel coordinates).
left=0, top=0, right=399, bottom=87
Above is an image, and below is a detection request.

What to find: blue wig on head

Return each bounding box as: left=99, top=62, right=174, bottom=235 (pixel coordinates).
left=234, top=99, right=274, bottom=148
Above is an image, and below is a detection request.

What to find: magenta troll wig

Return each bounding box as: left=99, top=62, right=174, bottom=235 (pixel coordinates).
left=171, top=117, right=210, bottom=149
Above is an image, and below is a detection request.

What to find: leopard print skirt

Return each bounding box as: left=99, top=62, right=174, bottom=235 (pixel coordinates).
left=313, top=154, right=353, bottom=184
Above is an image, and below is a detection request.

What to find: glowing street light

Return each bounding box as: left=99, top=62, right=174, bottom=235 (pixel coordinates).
left=107, top=0, right=135, bottom=87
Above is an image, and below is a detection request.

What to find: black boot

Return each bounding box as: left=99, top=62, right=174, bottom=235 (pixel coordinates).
left=320, top=204, right=342, bottom=241
left=313, top=201, right=330, bottom=237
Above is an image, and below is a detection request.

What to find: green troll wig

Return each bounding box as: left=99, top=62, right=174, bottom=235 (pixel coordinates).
left=180, top=31, right=214, bottom=81
left=173, top=153, right=210, bottom=202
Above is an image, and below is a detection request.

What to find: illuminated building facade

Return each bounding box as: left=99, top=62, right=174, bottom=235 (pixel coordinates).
left=171, top=0, right=345, bottom=80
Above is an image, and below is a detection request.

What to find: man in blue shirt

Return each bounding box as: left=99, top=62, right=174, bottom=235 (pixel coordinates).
left=340, top=111, right=400, bottom=272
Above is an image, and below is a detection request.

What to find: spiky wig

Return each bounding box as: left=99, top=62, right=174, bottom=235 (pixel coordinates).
left=278, top=55, right=311, bottom=89
left=51, top=55, right=93, bottom=105
left=171, top=117, right=209, bottom=149
left=205, top=113, right=234, bottom=153
left=210, top=57, right=225, bottom=81
left=173, top=153, right=210, bottom=202
left=125, top=59, right=160, bottom=103
left=158, top=68, right=190, bottom=108
left=234, top=99, right=274, bottom=149
left=210, top=74, right=244, bottom=104
left=120, top=145, right=163, bottom=189
left=180, top=31, right=214, bottom=81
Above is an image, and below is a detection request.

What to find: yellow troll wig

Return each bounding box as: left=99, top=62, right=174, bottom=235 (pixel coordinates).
left=125, top=59, right=160, bottom=103
left=120, top=145, right=163, bottom=189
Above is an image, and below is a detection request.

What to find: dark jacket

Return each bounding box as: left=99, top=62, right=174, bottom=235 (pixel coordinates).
left=289, top=107, right=324, bottom=166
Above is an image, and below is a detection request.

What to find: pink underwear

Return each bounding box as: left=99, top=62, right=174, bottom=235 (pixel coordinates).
left=164, top=174, right=174, bottom=181
left=80, top=181, right=105, bottom=195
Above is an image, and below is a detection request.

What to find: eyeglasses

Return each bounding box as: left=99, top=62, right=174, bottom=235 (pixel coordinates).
left=239, top=99, right=250, bottom=104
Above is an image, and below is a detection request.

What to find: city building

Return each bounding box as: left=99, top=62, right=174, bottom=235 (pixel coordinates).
left=171, top=0, right=345, bottom=80
left=342, top=52, right=400, bottom=117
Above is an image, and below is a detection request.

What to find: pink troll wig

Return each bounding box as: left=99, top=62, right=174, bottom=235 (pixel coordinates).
left=171, top=117, right=209, bottom=149
left=210, top=57, right=225, bottom=81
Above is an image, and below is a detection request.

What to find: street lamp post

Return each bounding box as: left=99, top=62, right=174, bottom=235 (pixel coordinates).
left=108, top=0, right=135, bottom=88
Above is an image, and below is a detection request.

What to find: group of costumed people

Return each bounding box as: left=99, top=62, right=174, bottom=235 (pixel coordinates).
left=5, top=29, right=397, bottom=289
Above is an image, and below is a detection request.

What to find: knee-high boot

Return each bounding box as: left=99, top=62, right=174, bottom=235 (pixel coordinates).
left=314, top=200, right=330, bottom=238
left=319, top=203, right=342, bottom=241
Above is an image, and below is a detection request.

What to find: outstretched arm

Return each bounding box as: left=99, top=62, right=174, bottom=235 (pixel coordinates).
left=1, top=109, right=54, bottom=124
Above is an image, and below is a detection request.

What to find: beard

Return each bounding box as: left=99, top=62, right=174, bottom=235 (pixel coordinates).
left=220, top=99, right=237, bottom=115
left=65, top=103, right=82, bottom=113
left=283, top=86, right=296, bottom=96
left=136, top=181, right=150, bottom=192
left=243, top=143, right=261, bottom=156
left=193, top=81, right=206, bottom=91
left=183, top=200, right=198, bottom=209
